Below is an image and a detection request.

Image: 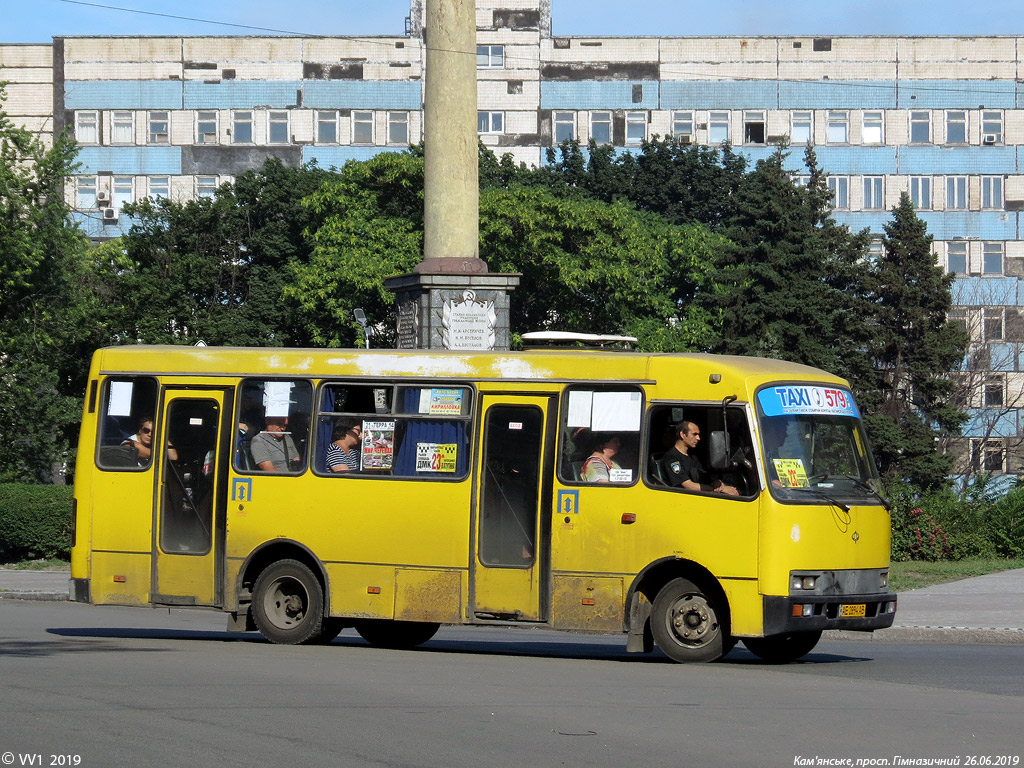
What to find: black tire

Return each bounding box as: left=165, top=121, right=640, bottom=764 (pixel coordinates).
left=742, top=630, right=822, bottom=663
left=251, top=559, right=325, bottom=645
left=650, top=577, right=728, bottom=663
left=354, top=619, right=440, bottom=649
left=310, top=618, right=347, bottom=645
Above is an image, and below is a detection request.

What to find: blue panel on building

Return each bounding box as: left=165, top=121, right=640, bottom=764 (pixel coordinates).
left=897, top=80, right=1016, bottom=109
left=76, top=146, right=183, bottom=175
left=184, top=81, right=302, bottom=109
left=918, top=211, right=1017, bottom=241
left=71, top=211, right=137, bottom=238
left=830, top=212, right=892, bottom=235
left=953, top=277, right=1021, bottom=307
left=898, top=146, right=1017, bottom=175
left=302, top=81, right=422, bottom=110
left=962, top=409, right=1020, bottom=438
left=988, top=343, right=1018, bottom=372
left=541, top=81, right=661, bottom=110
left=779, top=81, right=896, bottom=109
left=814, top=146, right=899, bottom=175
left=302, top=146, right=405, bottom=168
left=64, top=80, right=183, bottom=110
left=660, top=81, right=777, bottom=110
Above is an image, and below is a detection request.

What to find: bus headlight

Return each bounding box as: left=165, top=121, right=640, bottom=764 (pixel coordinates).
left=879, top=571, right=889, bottom=589
left=792, top=575, right=817, bottom=591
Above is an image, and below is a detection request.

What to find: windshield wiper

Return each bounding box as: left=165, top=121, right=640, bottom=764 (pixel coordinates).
left=805, top=473, right=890, bottom=508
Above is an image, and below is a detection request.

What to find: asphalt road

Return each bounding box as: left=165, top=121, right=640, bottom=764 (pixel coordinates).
left=1, top=600, right=1022, bottom=768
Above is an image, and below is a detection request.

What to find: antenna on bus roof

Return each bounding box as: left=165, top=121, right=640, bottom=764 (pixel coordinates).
left=520, top=331, right=638, bottom=350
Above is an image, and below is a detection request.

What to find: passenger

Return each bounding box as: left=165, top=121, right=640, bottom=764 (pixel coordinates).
left=660, top=421, right=739, bottom=495
left=581, top=433, right=624, bottom=483
left=122, top=417, right=177, bottom=465
left=250, top=416, right=301, bottom=472
left=326, top=422, right=362, bottom=472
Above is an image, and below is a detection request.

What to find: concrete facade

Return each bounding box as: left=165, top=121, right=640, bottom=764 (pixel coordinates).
left=1, top=0, right=1021, bottom=481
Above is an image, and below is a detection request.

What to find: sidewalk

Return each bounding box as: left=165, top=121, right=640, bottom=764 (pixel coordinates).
left=2, top=567, right=1023, bottom=644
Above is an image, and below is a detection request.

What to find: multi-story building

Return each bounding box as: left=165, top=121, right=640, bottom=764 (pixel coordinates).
left=1, top=0, right=1022, bottom=484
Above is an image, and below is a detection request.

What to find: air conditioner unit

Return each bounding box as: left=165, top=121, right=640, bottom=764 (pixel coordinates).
left=679, top=135, right=691, bottom=145
left=101, top=207, right=118, bottom=223
left=96, top=190, right=111, bottom=204
left=983, top=133, right=998, bottom=145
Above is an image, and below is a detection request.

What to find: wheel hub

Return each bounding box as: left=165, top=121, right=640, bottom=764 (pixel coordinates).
left=668, top=595, right=715, bottom=645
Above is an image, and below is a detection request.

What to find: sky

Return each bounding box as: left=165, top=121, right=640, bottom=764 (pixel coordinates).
left=5, top=0, right=1024, bottom=43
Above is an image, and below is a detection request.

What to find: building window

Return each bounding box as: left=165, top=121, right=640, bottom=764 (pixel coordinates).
left=982, top=110, right=1003, bottom=144
left=791, top=175, right=811, bottom=188
left=791, top=111, right=812, bottom=145
left=149, top=176, right=169, bottom=200
left=554, top=111, right=575, bottom=143
left=148, top=111, right=169, bottom=144
left=387, top=111, right=409, bottom=145
left=828, top=176, right=850, bottom=210
left=112, top=176, right=133, bottom=211
left=946, top=176, right=968, bottom=210
left=910, top=111, right=931, bottom=144
left=984, top=308, right=1004, bottom=340
left=972, top=440, right=1005, bottom=473
left=985, top=377, right=1005, bottom=408
left=478, top=111, right=504, bottom=134
left=316, top=110, right=338, bottom=144
left=590, top=111, right=611, bottom=144
left=196, top=176, right=218, bottom=199
left=268, top=111, right=289, bottom=144
left=743, top=110, right=766, bottom=144
left=862, top=111, right=884, bottom=144
left=982, top=176, right=1003, bottom=210
left=476, top=44, right=504, bottom=68
left=232, top=111, right=253, bottom=143
left=672, top=110, right=693, bottom=141
left=709, top=111, right=730, bottom=144
left=75, top=111, right=99, bottom=144
left=863, top=176, right=884, bottom=210
left=76, top=176, right=98, bottom=208
left=947, top=242, right=968, bottom=274
left=111, top=111, right=134, bottom=144
left=946, top=110, right=967, bottom=144
left=867, top=238, right=885, bottom=261
left=196, top=110, right=218, bottom=144
left=827, top=110, right=849, bottom=143
left=983, top=242, right=1004, bottom=275
left=626, top=111, right=647, bottom=145
left=910, top=177, right=932, bottom=209
left=352, top=111, right=374, bottom=144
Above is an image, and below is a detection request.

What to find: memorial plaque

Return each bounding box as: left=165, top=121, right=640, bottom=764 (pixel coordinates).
left=441, top=290, right=496, bottom=350
left=396, top=300, right=419, bottom=349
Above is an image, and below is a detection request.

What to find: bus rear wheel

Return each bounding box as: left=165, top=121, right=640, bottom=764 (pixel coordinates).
left=354, top=619, right=440, bottom=650
left=742, top=630, right=822, bottom=663
left=650, top=577, right=727, bottom=663
left=251, top=559, right=325, bottom=645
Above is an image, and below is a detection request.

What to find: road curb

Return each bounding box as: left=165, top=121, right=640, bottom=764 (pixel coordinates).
left=832, top=627, right=1024, bottom=644
left=0, top=591, right=68, bottom=602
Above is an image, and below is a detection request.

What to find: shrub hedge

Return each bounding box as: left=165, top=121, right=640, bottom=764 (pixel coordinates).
left=0, top=483, right=73, bottom=561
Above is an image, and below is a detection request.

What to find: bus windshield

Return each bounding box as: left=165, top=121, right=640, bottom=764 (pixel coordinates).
left=757, top=384, right=882, bottom=504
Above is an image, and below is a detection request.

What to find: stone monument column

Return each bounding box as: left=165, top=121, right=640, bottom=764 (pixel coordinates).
left=385, top=0, right=519, bottom=350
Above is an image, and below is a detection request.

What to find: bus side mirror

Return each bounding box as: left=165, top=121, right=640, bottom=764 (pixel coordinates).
left=707, top=431, right=730, bottom=471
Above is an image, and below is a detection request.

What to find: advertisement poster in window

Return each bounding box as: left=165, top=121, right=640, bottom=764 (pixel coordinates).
left=362, top=421, right=395, bottom=469
left=415, top=443, right=458, bottom=473
left=419, top=387, right=464, bottom=415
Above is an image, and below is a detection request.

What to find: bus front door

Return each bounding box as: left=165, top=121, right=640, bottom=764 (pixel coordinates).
left=472, top=395, right=553, bottom=622
left=152, top=389, right=230, bottom=607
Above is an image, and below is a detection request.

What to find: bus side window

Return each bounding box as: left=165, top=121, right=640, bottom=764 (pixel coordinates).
left=96, top=377, right=159, bottom=471
left=558, top=387, right=642, bottom=485
left=647, top=404, right=756, bottom=497
left=236, top=379, right=313, bottom=474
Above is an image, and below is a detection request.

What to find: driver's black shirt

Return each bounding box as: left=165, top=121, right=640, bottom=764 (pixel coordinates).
left=660, top=445, right=715, bottom=491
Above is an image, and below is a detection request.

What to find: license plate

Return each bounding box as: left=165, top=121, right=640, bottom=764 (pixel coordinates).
left=839, top=603, right=866, bottom=618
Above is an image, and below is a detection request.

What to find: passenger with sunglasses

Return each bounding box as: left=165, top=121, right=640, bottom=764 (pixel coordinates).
left=122, top=417, right=177, bottom=466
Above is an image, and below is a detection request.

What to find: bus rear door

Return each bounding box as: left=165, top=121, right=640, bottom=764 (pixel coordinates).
left=472, top=395, right=554, bottom=621
left=151, top=389, right=231, bottom=607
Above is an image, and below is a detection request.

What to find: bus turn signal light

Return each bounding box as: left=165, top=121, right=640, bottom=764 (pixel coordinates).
left=113, top=575, right=126, bottom=583
left=621, top=513, right=636, bottom=524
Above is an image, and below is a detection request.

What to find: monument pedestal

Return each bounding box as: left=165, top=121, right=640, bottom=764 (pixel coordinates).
left=385, top=272, right=520, bottom=351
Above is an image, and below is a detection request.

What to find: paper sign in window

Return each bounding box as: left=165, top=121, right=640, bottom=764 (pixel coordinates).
left=107, top=381, right=134, bottom=416
left=591, top=391, right=641, bottom=432
left=263, top=382, right=293, bottom=417
left=773, top=458, right=809, bottom=488
left=567, top=390, right=593, bottom=428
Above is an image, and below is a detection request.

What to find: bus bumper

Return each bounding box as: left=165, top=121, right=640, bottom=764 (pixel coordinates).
left=762, top=592, right=897, bottom=635
left=70, top=578, right=90, bottom=603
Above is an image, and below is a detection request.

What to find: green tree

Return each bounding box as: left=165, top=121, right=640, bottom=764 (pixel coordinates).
left=862, top=193, right=969, bottom=489
left=699, top=147, right=872, bottom=376
left=0, top=85, right=94, bottom=481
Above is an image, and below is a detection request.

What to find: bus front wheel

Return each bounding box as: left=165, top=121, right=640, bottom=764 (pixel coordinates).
left=742, top=631, right=822, bottom=663
left=251, top=559, right=325, bottom=645
left=354, top=619, right=440, bottom=650
left=650, top=577, right=727, bottom=663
